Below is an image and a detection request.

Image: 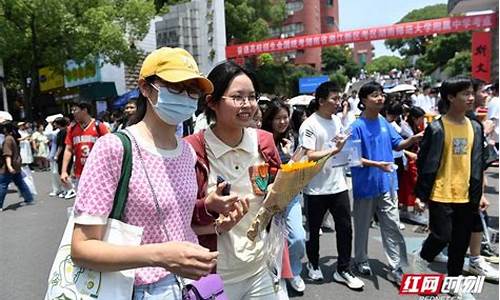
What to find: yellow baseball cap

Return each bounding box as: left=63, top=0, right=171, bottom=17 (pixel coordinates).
left=139, top=47, right=213, bottom=94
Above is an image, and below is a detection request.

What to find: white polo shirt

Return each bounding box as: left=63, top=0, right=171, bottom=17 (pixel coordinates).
left=205, top=127, right=268, bottom=284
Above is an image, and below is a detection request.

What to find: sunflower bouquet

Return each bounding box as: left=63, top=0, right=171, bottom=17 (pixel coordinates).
left=247, top=148, right=333, bottom=241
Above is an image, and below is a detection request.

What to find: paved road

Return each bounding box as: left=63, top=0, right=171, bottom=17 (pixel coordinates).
left=0, top=168, right=498, bottom=300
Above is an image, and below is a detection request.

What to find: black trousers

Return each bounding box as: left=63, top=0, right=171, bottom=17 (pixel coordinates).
left=420, top=201, right=474, bottom=276
left=305, top=190, right=352, bottom=272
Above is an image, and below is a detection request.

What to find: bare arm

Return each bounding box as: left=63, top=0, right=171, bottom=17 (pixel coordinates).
left=71, top=224, right=217, bottom=279
left=304, top=148, right=337, bottom=161
left=360, top=158, right=392, bottom=172
left=5, top=156, right=15, bottom=173
left=304, top=133, right=349, bottom=161
left=60, top=143, right=73, bottom=183
left=395, top=131, right=424, bottom=151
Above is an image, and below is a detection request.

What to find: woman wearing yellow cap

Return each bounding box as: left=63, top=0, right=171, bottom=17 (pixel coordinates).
left=70, top=48, right=241, bottom=299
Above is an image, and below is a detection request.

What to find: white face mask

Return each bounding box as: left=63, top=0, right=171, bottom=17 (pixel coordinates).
left=149, top=85, right=198, bottom=125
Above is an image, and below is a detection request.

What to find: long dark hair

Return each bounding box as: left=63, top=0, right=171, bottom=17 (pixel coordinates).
left=290, top=107, right=306, bottom=135
left=407, top=106, right=425, bottom=133
left=262, top=99, right=291, bottom=144
left=1, top=121, right=21, bottom=144
left=127, top=75, right=158, bottom=126
left=204, top=61, right=260, bottom=124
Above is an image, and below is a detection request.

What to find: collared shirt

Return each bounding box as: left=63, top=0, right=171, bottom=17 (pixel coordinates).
left=205, top=127, right=268, bottom=284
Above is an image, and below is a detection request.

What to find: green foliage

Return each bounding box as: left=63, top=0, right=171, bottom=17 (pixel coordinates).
left=154, top=0, right=187, bottom=13
left=321, top=46, right=360, bottom=79
left=383, top=3, right=473, bottom=75
left=252, top=57, right=318, bottom=97
left=329, top=70, right=349, bottom=90
left=0, top=0, right=156, bottom=115
left=443, top=50, right=471, bottom=77
left=225, top=0, right=286, bottom=42
left=384, top=4, right=447, bottom=56
left=365, top=56, right=405, bottom=74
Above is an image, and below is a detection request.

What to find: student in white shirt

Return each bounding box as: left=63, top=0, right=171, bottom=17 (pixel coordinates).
left=299, top=81, right=364, bottom=290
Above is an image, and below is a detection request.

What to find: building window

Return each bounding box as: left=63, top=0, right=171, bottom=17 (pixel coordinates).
left=326, top=0, right=334, bottom=6
left=326, top=16, right=335, bottom=27
left=286, top=1, right=304, bottom=15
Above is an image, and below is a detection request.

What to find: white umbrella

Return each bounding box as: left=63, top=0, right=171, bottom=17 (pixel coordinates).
left=46, top=113, right=63, bottom=123
left=288, top=95, right=315, bottom=106
left=385, top=84, right=416, bottom=94
left=258, top=96, right=271, bottom=102
left=0, top=111, right=13, bottom=123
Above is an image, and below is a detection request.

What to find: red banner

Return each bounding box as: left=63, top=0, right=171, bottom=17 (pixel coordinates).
left=226, top=12, right=497, bottom=58
left=471, top=31, right=492, bottom=82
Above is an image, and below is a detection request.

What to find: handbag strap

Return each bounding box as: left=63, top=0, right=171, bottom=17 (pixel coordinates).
left=109, top=132, right=133, bottom=221
left=124, top=130, right=189, bottom=291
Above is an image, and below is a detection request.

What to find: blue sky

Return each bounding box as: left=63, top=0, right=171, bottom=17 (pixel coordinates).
left=339, top=0, right=448, bottom=57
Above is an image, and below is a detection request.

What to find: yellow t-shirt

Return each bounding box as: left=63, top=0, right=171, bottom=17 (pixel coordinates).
left=430, top=117, right=474, bottom=203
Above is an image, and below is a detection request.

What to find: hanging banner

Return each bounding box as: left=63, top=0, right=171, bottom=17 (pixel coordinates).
left=39, top=67, right=64, bottom=92
left=471, top=31, right=492, bottom=82
left=226, top=12, right=497, bottom=58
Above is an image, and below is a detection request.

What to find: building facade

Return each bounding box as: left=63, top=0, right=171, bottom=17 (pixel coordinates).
left=448, top=0, right=499, bottom=81
left=155, top=0, right=227, bottom=75
left=352, top=41, right=374, bottom=66
left=272, top=0, right=339, bottom=69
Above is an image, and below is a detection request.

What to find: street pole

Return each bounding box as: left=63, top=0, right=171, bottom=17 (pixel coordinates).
left=1, top=82, right=7, bottom=112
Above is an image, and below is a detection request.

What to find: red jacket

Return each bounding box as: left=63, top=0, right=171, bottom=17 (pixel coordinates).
left=184, top=129, right=281, bottom=251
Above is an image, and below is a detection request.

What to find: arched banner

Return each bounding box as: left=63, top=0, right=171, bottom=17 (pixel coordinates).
left=226, top=12, right=497, bottom=59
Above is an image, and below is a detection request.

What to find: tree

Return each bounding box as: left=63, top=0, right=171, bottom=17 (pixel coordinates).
left=415, top=32, right=471, bottom=74
left=384, top=4, right=471, bottom=75
left=0, top=0, right=156, bottom=118
left=225, top=0, right=286, bottom=43
left=443, top=50, right=471, bottom=77
left=252, top=55, right=318, bottom=97
left=384, top=4, right=448, bottom=57
left=365, top=56, right=405, bottom=74
left=321, top=46, right=360, bottom=79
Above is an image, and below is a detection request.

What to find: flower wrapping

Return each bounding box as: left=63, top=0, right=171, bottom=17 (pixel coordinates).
left=247, top=151, right=332, bottom=241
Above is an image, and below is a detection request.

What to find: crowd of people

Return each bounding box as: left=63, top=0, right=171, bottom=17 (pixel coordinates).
left=1, top=47, right=498, bottom=300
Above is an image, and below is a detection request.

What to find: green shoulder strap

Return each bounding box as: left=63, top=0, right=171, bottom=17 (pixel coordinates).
left=109, top=131, right=133, bottom=221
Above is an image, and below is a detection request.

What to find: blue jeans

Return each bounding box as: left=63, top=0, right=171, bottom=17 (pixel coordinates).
left=133, top=274, right=183, bottom=300
left=285, top=195, right=306, bottom=276
left=0, top=172, right=34, bottom=209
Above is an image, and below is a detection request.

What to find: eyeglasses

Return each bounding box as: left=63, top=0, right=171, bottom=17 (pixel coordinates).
left=222, top=95, right=258, bottom=106
left=151, top=83, right=202, bottom=100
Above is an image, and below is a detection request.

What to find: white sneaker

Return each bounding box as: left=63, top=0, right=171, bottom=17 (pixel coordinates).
left=399, top=222, right=406, bottom=230
left=333, top=270, right=364, bottom=290
left=64, top=189, right=76, bottom=199
left=288, top=275, right=305, bottom=292
left=306, top=262, right=324, bottom=281
left=468, top=256, right=499, bottom=282
left=49, top=191, right=58, bottom=197
left=58, top=191, right=67, bottom=198
left=434, top=251, right=448, bottom=263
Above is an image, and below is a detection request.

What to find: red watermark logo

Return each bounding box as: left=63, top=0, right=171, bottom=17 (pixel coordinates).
left=400, top=274, right=485, bottom=296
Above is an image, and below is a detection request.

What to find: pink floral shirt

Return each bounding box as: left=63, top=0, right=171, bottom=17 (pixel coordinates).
left=74, top=129, right=198, bottom=285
